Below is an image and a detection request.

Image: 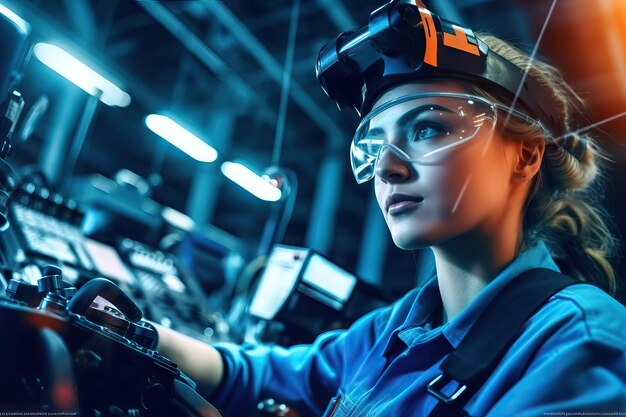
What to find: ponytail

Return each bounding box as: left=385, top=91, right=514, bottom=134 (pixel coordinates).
left=472, top=34, right=620, bottom=295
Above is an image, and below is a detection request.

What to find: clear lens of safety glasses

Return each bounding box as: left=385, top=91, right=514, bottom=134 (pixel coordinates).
left=351, top=93, right=499, bottom=184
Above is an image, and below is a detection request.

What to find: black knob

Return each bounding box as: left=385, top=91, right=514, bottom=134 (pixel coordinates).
left=38, top=265, right=64, bottom=294
left=63, top=286, right=77, bottom=298
left=42, top=265, right=62, bottom=277
left=5, top=279, right=39, bottom=305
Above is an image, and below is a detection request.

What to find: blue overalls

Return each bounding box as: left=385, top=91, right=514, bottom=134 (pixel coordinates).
left=211, top=242, right=626, bottom=416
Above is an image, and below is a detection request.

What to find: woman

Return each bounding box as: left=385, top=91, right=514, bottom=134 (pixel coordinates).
left=156, top=1, right=626, bottom=416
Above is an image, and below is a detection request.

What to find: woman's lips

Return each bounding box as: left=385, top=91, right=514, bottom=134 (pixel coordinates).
left=385, top=193, right=424, bottom=214
left=388, top=200, right=422, bottom=215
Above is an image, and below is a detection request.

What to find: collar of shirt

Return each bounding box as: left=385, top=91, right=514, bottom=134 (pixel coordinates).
left=383, top=241, right=561, bottom=357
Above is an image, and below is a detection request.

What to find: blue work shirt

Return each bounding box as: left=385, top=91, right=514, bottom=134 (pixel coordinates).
left=211, top=242, right=626, bottom=416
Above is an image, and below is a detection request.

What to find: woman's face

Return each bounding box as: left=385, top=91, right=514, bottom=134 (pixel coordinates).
left=372, top=81, right=520, bottom=249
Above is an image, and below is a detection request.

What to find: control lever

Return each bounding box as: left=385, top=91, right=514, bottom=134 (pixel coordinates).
left=67, top=276, right=143, bottom=322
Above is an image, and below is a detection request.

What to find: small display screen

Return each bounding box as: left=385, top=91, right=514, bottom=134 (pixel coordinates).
left=302, top=254, right=357, bottom=303
left=249, top=246, right=307, bottom=320
left=84, top=238, right=135, bottom=284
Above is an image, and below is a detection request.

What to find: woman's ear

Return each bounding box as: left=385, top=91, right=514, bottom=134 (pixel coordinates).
left=513, top=139, right=545, bottom=182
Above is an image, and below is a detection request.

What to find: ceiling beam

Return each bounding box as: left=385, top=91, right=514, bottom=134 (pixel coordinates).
left=0, top=0, right=263, bottom=124
left=199, top=0, right=344, bottom=138
left=135, top=0, right=255, bottom=106
left=63, top=0, right=98, bottom=41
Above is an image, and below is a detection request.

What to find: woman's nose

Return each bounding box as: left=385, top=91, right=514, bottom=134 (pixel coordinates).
left=375, top=147, right=411, bottom=183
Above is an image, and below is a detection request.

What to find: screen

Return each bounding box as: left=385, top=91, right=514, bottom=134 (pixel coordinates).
left=84, top=238, right=135, bottom=284
left=249, top=246, right=308, bottom=320
left=302, top=254, right=357, bottom=303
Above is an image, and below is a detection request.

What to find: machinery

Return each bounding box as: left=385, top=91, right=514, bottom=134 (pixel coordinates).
left=0, top=265, right=221, bottom=417
left=0, top=5, right=391, bottom=417
left=0, top=7, right=225, bottom=416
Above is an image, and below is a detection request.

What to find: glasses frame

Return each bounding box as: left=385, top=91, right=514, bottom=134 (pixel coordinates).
left=350, top=92, right=549, bottom=184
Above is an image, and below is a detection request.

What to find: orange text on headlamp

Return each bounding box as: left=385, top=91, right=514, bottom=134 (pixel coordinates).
left=443, top=24, right=480, bottom=56
left=413, top=0, right=480, bottom=67
left=414, top=0, right=438, bottom=66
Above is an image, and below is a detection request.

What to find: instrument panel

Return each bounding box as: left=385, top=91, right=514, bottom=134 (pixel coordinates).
left=1, top=188, right=218, bottom=342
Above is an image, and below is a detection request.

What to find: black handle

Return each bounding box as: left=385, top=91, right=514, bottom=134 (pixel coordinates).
left=67, top=277, right=142, bottom=322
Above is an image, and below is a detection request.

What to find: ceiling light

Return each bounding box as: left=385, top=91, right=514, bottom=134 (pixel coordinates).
left=0, top=4, right=29, bottom=34
left=145, top=114, right=218, bottom=163
left=33, top=43, right=131, bottom=107
left=221, top=162, right=282, bottom=202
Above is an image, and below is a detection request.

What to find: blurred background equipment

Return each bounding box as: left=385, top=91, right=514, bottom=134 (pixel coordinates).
left=245, top=244, right=392, bottom=346
left=0, top=0, right=623, bottom=415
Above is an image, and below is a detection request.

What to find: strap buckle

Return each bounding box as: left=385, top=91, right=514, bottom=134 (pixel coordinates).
left=427, top=373, right=468, bottom=405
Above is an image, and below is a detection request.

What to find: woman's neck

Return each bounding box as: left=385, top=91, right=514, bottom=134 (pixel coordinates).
left=431, top=221, right=521, bottom=325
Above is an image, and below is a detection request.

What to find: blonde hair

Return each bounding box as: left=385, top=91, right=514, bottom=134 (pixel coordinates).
left=470, top=34, right=620, bottom=295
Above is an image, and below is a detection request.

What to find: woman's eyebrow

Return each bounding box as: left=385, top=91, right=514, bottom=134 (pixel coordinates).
left=365, top=104, right=454, bottom=137
left=396, top=104, right=453, bottom=128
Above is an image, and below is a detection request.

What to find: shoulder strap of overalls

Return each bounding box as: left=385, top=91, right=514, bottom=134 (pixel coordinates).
left=427, top=268, right=582, bottom=417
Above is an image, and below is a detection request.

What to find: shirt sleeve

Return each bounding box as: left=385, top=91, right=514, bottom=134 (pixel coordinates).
left=485, top=308, right=626, bottom=416
left=209, top=305, right=392, bottom=417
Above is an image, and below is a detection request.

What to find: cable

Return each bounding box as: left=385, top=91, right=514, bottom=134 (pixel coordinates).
left=273, top=170, right=298, bottom=243
left=271, top=0, right=301, bottom=167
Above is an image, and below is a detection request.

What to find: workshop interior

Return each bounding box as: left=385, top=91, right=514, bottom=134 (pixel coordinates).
left=0, top=0, right=624, bottom=416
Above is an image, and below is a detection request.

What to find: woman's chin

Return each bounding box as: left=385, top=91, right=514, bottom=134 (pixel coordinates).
left=390, top=232, right=436, bottom=250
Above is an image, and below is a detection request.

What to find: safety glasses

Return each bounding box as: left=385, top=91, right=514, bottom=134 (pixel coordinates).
left=350, top=92, right=544, bottom=184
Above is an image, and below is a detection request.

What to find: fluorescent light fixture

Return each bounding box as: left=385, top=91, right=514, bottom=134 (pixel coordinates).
left=0, top=4, right=30, bottom=34
left=33, top=43, right=131, bottom=107
left=162, top=207, right=195, bottom=232
left=221, top=162, right=282, bottom=202
left=145, top=114, right=218, bottom=162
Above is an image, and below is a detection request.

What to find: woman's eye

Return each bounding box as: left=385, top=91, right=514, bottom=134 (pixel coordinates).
left=412, top=124, right=445, bottom=141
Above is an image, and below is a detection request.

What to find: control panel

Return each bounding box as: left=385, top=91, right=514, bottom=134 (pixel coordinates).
left=118, top=238, right=216, bottom=341
left=3, top=184, right=140, bottom=303
left=1, top=181, right=217, bottom=342
left=0, top=264, right=222, bottom=417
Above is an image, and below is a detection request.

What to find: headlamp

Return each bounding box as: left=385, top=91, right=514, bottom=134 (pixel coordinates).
left=316, top=0, right=560, bottom=135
